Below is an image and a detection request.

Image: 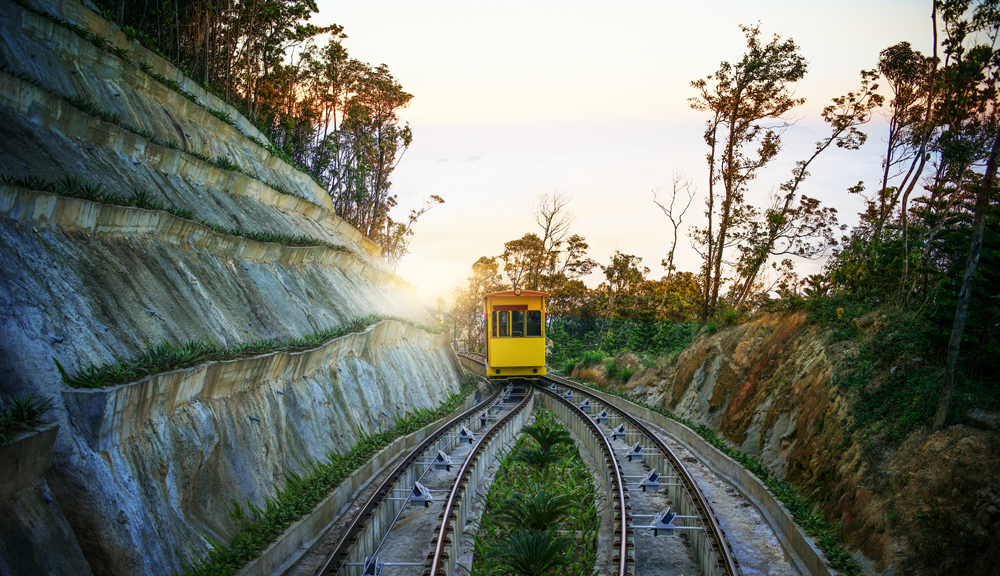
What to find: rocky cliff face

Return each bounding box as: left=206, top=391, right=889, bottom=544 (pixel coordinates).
left=0, top=1, right=463, bottom=574
left=607, top=311, right=1000, bottom=576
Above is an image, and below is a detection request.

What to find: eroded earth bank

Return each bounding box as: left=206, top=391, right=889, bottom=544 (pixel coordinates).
left=578, top=311, right=1000, bottom=576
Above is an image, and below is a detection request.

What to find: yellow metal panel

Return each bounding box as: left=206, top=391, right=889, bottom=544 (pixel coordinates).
left=489, top=337, right=546, bottom=367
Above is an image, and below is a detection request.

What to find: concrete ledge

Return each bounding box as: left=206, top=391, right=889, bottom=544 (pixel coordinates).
left=11, top=0, right=379, bottom=231
left=18, top=0, right=269, bottom=145
left=0, top=68, right=384, bottom=263
left=457, top=355, right=486, bottom=377
left=579, top=386, right=835, bottom=576
left=0, top=185, right=415, bottom=296
left=0, top=422, right=59, bottom=500
left=235, top=389, right=480, bottom=576
left=61, top=321, right=443, bottom=451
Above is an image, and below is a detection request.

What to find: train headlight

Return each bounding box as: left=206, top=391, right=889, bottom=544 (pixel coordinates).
left=495, top=369, right=500, bottom=374
left=533, top=369, right=538, bottom=373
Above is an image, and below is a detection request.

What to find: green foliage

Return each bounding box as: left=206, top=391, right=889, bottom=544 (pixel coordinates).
left=520, top=423, right=572, bottom=453
left=0, top=173, right=191, bottom=219
left=558, top=374, right=863, bottom=576
left=143, top=67, right=200, bottom=103
left=199, top=222, right=346, bottom=251
left=803, top=293, right=864, bottom=341
left=211, top=155, right=244, bottom=173
left=547, top=317, right=698, bottom=369
left=510, top=447, right=562, bottom=470
left=472, top=409, right=597, bottom=576
left=59, top=315, right=443, bottom=389
left=490, top=530, right=575, bottom=576
left=603, top=359, right=636, bottom=383
left=493, top=492, right=577, bottom=532
left=720, top=306, right=742, bottom=325
left=207, top=108, right=235, bottom=126
left=179, top=379, right=475, bottom=576
left=0, top=393, right=53, bottom=445
left=832, top=309, right=981, bottom=443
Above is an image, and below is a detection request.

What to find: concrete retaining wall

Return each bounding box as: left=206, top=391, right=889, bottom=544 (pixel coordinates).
left=0, top=422, right=58, bottom=500
left=237, top=391, right=482, bottom=576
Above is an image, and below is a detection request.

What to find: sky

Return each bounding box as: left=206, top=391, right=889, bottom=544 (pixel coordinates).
left=313, top=1, right=933, bottom=306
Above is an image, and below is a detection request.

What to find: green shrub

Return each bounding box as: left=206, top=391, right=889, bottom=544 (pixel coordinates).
left=57, top=315, right=444, bottom=389
left=579, top=350, right=604, bottom=367
left=472, top=409, right=597, bottom=576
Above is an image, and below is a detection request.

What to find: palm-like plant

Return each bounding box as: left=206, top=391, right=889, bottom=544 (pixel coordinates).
left=521, top=424, right=573, bottom=453
left=494, top=490, right=577, bottom=532
left=511, top=447, right=561, bottom=470
left=493, top=529, right=573, bottom=576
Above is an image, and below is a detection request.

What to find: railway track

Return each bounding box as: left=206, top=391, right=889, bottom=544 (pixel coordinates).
left=542, top=373, right=740, bottom=576
left=314, top=380, right=532, bottom=576
left=310, top=353, right=737, bottom=576
left=456, top=353, right=738, bottom=576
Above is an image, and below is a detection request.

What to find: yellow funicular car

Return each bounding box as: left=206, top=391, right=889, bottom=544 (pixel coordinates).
left=484, top=289, right=548, bottom=382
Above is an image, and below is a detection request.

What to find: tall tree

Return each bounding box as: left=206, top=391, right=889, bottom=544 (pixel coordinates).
left=501, top=233, right=548, bottom=291
left=730, top=70, right=883, bottom=308
left=601, top=252, right=650, bottom=319
left=532, top=190, right=575, bottom=275
left=933, top=0, right=1000, bottom=429
left=452, top=257, right=507, bottom=352
left=652, top=171, right=696, bottom=281
left=689, top=24, right=808, bottom=320
left=870, top=40, right=939, bottom=249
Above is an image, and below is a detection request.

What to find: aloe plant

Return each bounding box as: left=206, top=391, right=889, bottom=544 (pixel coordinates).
left=57, top=314, right=442, bottom=389
left=0, top=392, right=53, bottom=444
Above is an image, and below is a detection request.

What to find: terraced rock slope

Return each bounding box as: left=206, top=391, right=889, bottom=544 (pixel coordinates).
left=0, top=1, right=463, bottom=574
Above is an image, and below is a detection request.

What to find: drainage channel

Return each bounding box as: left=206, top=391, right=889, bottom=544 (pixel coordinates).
left=542, top=374, right=741, bottom=576
left=317, top=382, right=532, bottom=576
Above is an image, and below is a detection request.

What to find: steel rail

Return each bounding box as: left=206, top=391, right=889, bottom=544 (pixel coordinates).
left=543, top=374, right=740, bottom=576
left=426, top=387, right=533, bottom=576
left=457, top=351, right=485, bottom=362
left=314, top=384, right=504, bottom=576
left=536, top=384, right=631, bottom=576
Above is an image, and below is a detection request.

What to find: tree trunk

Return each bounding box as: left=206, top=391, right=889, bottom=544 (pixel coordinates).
left=933, top=130, right=1000, bottom=430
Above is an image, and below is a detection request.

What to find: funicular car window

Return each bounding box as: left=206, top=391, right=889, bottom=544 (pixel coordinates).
left=496, top=311, right=509, bottom=337
left=526, top=310, right=542, bottom=337
left=510, top=310, right=524, bottom=337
